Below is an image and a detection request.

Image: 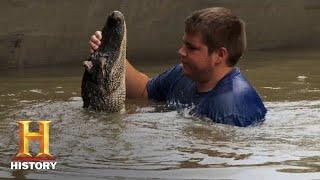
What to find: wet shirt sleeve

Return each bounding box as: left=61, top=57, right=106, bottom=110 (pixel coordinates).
left=147, top=65, right=182, bottom=102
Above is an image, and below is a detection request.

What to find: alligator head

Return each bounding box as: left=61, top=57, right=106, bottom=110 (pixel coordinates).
left=81, top=11, right=126, bottom=112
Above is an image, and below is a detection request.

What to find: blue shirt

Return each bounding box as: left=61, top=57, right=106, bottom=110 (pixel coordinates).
left=147, top=64, right=267, bottom=127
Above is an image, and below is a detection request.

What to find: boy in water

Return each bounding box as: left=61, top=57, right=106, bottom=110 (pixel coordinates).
left=89, top=7, right=267, bottom=127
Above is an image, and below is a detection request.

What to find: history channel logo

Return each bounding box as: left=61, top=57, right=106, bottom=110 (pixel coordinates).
left=11, top=121, right=57, bottom=170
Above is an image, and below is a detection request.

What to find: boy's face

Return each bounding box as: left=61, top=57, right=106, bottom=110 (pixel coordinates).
left=178, top=32, right=219, bottom=82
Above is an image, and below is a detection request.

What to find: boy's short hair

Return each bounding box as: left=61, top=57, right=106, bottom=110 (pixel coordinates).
left=185, top=7, right=246, bottom=66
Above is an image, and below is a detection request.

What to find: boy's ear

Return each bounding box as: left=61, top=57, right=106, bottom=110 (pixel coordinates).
left=214, top=47, right=228, bottom=64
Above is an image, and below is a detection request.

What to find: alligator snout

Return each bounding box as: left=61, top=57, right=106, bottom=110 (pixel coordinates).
left=108, top=11, right=124, bottom=27
left=110, top=11, right=123, bottom=21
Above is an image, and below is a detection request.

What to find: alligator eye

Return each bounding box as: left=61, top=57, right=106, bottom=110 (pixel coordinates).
left=83, top=61, right=93, bottom=72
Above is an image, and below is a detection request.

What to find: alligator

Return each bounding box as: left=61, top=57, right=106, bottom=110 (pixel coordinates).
left=81, top=11, right=126, bottom=112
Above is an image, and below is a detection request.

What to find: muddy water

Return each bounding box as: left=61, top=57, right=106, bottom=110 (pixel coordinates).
left=0, top=49, right=320, bottom=179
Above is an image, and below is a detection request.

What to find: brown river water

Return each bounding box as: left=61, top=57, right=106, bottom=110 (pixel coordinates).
left=0, top=49, right=320, bottom=179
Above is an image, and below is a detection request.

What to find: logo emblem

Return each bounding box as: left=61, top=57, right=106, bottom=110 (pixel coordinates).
left=11, top=120, right=57, bottom=170
left=15, top=121, right=53, bottom=159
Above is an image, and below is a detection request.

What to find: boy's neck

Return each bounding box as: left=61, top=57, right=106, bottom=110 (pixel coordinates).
left=196, top=66, right=233, bottom=92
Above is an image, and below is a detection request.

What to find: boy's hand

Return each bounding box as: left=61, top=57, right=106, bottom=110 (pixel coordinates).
left=89, top=31, right=102, bottom=53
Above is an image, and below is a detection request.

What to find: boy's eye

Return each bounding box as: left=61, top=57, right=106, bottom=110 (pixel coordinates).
left=187, top=45, right=196, bottom=50
left=186, top=45, right=197, bottom=50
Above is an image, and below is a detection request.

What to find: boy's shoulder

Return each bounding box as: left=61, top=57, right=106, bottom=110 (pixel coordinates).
left=199, top=69, right=267, bottom=126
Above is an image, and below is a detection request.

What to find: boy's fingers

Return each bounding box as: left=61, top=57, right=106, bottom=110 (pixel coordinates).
left=89, top=41, right=98, bottom=51
left=90, top=35, right=101, bottom=45
left=89, top=31, right=102, bottom=53
left=95, top=31, right=102, bottom=40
